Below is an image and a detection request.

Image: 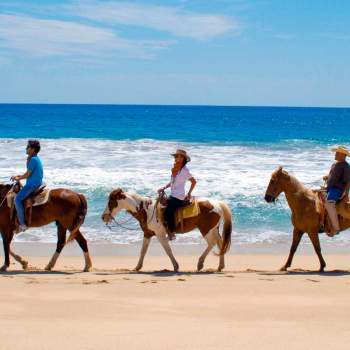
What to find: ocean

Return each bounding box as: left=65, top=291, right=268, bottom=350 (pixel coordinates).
left=1, top=104, right=350, bottom=245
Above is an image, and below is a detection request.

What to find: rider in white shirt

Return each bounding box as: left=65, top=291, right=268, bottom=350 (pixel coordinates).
left=158, top=149, right=197, bottom=240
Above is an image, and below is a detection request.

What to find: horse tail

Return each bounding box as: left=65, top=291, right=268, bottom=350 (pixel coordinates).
left=218, top=201, right=233, bottom=256
left=67, top=193, right=88, bottom=243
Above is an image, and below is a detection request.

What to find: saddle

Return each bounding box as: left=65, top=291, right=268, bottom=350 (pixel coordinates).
left=314, top=190, right=350, bottom=233
left=156, top=196, right=201, bottom=233
left=7, top=184, right=51, bottom=227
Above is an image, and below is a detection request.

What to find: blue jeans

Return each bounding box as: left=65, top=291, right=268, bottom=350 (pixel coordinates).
left=164, top=196, right=186, bottom=232
left=15, top=184, right=38, bottom=225
left=326, top=187, right=343, bottom=202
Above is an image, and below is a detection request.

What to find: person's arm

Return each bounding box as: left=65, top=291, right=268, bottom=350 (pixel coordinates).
left=11, top=169, right=32, bottom=182
left=186, top=177, right=197, bottom=200
left=11, top=157, right=36, bottom=182
left=158, top=182, right=171, bottom=193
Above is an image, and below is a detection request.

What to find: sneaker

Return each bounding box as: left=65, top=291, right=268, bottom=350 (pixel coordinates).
left=326, top=231, right=340, bottom=237
left=17, top=225, right=27, bottom=233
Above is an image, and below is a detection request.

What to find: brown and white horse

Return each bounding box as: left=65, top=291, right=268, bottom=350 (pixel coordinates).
left=102, top=188, right=233, bottom=272
left=0, top=183, right=92, bottom=272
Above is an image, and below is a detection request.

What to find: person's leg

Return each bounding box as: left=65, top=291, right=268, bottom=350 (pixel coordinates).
left=325, top=188, right=342, bottom=236
left=164, top=197, right=184, bottom=239
left=14, top=185, right=36, bottom=229
left=164, top=197, right=177, bottom=233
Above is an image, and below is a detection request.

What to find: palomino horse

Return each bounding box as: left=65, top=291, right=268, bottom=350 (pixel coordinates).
left=265, top=167, right=350, bottom=272
left=0, top=183, right=92, bottom=272
left=102, top=188, right=232, bottom=272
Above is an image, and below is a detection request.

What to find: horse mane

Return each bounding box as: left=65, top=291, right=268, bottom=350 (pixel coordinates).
left=285, top=172, right=307, bottom=190
left=128, top=192, right=153, bottom=204
left=281, top=170, right=313, bottom=197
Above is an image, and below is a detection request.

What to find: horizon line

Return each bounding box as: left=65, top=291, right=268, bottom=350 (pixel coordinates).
left=0, top=102, right=349, bottom=109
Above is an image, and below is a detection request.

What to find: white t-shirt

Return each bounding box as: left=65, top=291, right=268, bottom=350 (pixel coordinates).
left=170, top=166, right=193, bottom=200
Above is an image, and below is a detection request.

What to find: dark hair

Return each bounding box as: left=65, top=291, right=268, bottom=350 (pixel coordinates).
left=27, top=140, right=41, bottom=154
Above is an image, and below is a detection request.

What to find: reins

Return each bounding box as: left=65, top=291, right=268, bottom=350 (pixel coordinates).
left=106, top=193, right=163, bottom=232
left=0, top=183, right=15, bottom=209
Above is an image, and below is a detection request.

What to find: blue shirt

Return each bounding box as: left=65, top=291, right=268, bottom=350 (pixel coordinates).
left=26, top=155, right=43, bottom=187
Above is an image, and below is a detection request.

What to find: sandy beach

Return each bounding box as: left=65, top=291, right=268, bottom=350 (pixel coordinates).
left=1, top=242, right=350, bottom=350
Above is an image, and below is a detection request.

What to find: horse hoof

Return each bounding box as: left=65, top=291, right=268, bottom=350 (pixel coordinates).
left=45, top=265, right=52, bottom=271
left=22, top=261, right=29, bottom=270
left=83, top=266, right=92, bottom=272
left=197, top=263, right=204, bottom=271
left=0, top=265, right=8, bottom=272
left=279, top=266, right=288, bottom=272
left=134, top=265, right=142, bottom=272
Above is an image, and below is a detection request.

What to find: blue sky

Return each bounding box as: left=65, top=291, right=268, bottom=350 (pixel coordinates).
left=0, top=0, right=349, bottom=106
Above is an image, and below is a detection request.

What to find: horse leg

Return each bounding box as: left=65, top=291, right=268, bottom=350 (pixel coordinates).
left=215, top=227, right=225, bottom=272
left=45, top=223, right=66, bottom=271
left=156, top=232, right=179, bottom=272
left=308, top=232, right=326, bottom=272
left=197, top=229, right=216, bottom=271
left=74, top=230, right=92, bottom=272
left=0, top=231, right=12, bottom=271
left=134, top=236, right=151, bottom=271
left=280, top=228, right=304, bottom=271
left=10, top=249, right=28, bottom=270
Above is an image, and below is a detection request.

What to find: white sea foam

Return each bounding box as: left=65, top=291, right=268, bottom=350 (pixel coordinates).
left=0, top=138, right=348, bottom=245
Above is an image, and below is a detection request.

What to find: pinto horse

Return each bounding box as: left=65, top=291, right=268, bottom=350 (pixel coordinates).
left=0, top=183, right=92, bottom=272
left=102, top=188, right=232, bottom=272
left=265, top=167, right=350, bottom=272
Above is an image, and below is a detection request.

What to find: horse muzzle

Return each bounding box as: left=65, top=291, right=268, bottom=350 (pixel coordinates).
left=264, top=194, right=275, bottom=203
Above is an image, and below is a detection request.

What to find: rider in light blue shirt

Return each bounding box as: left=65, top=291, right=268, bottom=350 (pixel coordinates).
left=11, top=140, right=44, bottom=232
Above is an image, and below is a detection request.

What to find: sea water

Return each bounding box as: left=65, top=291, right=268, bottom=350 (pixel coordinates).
left=0, top=104, right=349, bottom=245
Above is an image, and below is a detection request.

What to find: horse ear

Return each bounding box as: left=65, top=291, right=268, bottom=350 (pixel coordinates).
left=115, top=188, right=126, bottom=200
left=277, top=166, right=283, bottom=173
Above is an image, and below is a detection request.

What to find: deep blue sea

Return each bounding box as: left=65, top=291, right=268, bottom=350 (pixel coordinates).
left=1, top=104, right=349, bottom=245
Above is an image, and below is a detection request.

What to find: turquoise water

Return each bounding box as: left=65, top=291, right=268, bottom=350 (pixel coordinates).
left=0, top=104, right=349, bottom=245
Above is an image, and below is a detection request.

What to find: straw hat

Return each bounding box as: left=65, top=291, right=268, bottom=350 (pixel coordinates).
left=331, top=145, right=350, bottom=157
left=171, top=149, right=191, bottom=162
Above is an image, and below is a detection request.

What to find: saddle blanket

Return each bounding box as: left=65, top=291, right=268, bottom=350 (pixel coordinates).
left=175, top=200, right=200, bottom=224
left=7, top=189, right=51, bottom=208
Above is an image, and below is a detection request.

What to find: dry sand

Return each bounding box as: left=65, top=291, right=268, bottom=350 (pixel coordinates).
left=1, top=243, right=350, bottom=349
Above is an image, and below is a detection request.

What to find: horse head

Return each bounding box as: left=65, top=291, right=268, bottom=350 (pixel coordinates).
left=264, top=167, right=290, bottom=203
left=101, top=188, right=127, bottom=223
left=0, top=183, right=13, bottom=200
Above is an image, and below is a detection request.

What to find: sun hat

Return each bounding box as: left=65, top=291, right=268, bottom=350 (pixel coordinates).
left=331, top=145, right=350, bottom=157
left=171, top=149, right=191, bottom=162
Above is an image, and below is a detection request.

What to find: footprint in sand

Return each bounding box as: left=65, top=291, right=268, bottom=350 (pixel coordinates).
left=259, top=278, right=274, bottom=282
left=82, top=279, right=109, bottom=285
left=25, top=280, right=41, bottom=284
left=306, top=278, right=320, bottom=283
left=140, top=280, right=160, bottom=284
left=217, top=275, right=235, bottom=278
left=177, top=278, right=186, bottom=282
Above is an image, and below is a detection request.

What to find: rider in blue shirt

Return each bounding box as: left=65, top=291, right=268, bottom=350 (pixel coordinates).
left=11, top=140, right=44, bottom=232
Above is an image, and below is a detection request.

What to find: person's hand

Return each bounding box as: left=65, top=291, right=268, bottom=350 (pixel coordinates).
left=185, top=193, right=192, bottom=201
left=323, top=175, right=329, bottom=181
left=157, top=187, right=164, bottom=194
left=341, top=192, right=349, bottom=201
left=11, top=175, right=20, bottom=182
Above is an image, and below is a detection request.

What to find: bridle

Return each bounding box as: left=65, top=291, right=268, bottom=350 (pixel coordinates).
left=105, top=192, right=163, bottom=232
